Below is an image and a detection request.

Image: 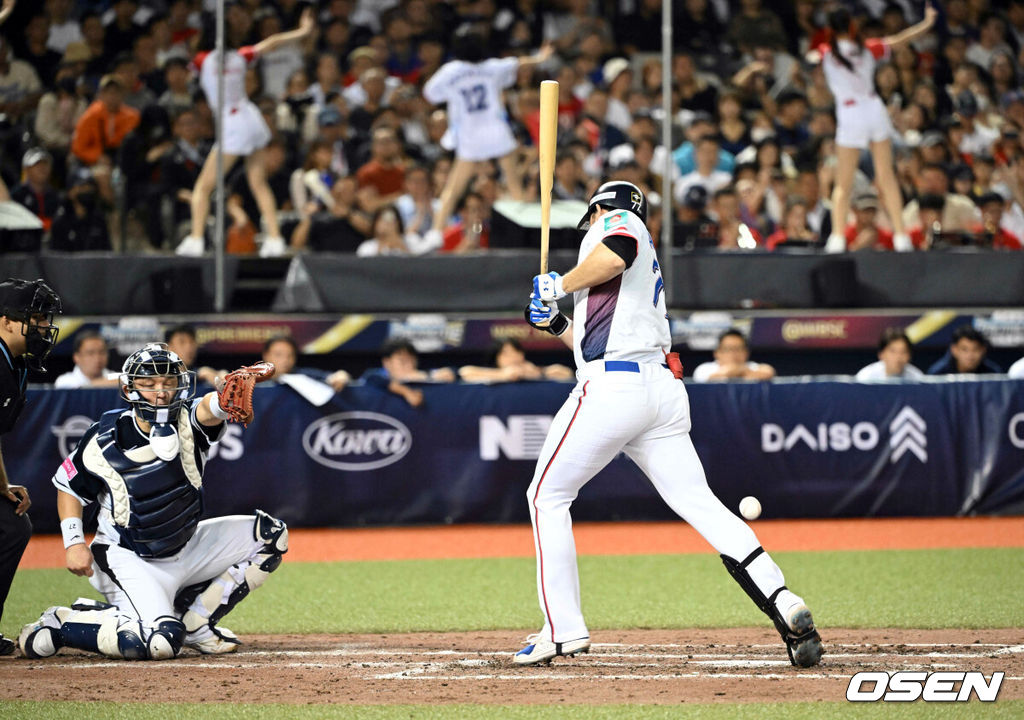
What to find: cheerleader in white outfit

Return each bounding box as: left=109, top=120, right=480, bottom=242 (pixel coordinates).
left=177, top=8, right=314, bottom=258
left=821, top=4, right=936, bottom=253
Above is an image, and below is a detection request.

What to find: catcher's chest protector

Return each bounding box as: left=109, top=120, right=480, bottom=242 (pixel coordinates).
left=82, top=409, right=204, bottom=559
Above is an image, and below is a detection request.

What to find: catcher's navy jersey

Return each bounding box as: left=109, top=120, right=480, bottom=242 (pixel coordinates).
left=53, top=399, right=223, bottom=557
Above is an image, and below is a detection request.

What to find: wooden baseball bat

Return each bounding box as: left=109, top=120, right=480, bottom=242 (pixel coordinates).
left=538, top=80, right=559, bottom=274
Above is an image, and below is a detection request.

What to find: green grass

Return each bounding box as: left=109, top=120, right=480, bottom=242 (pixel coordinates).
left=3, top=548, right=1022, bottom=639
left=2, top=702, right=1022, bottom=720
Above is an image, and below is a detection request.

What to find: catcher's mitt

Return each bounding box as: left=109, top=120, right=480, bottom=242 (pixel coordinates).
left=216, top=362, right=276, bottom=425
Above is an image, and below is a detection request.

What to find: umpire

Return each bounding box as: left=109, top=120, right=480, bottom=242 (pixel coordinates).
left=0, top=278, right=61, bottom=654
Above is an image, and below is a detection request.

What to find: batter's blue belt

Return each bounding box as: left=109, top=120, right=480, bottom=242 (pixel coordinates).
left=604, top=361, right=670, bottom=372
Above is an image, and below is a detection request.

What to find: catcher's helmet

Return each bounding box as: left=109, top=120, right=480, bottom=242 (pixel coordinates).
left=0, top=277, right=62, bottom=372
left=577, top=181, right=648, bottom=232
left=120, top=343, right=195, bottom=424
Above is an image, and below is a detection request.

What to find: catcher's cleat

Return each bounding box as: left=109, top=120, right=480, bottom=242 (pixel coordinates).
left=0, top=634, right=15, bottom=656
left=785, top=605, right=824, bottom=668
left=185, top=625, right=241, bottom=655
left=18, top=607, right=68, bottom=659
left=513, top=634, right=590, bottom=666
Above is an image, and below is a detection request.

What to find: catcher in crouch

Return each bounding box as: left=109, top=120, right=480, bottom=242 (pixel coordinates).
left=19, top=343, right=282, bottom=660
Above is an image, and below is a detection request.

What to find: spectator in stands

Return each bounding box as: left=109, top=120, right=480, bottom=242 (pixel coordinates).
left=34, top=59, right=89, bottom=163
left=928, top=325, right=1003, bottom=375
left=844, top=191, right=895, bottom=251
left=291, top=175, right=371, bottom=252
left=290, top=140, right=338, bottom=218
left=967, top=12, right=1013, bottom=70
left=0, top=36, right=42, bottom=124
left=104, top=0, right=144, bottom=64
left=395, top=164, right=437, bottom=239
left=442, top=190, right=490, bottom=254
left=713, top=186, right=761, bottom=249
left=119, top=104, right=174, bottom=248
left=773, top=90, right=810, bottom=156
left=692, top=329, right=776, bottom=382
left=673, top=111, right=733, bottom=177
left=50, top=170, right=111, bottom=252
left=53, top=331, right=119, bottom=388
left=728, top=0, right=787, bottom=57
left=459, top=338, right=573, bottom=383
left=674, top=185, right=718, bottom=250
left=902, top=162, right=981, bottom=233
left=675, top=135, right=732, bottom=206
left=15, top=14, right=61, bottom=87
left=955, top=91, right=999, bottom=157
left=357, top=204, right=432, bottom=257
left=361, top=337, right=455, bottom=407
left=356, top=125, right=406, bottom=212
left=766, top=196, right=817, bottom=250
left=70, top=75, right=140, bottom=204
left=80, top=12, right=108, bottom=81
left=553, top=151, right=587, bottom=201
left=856, top=328, right=924, bottom=381
left=974, top=191, right=1022, bottom=249
left=717, top=91, right=752, bottom=156
left=160, top=108, right=208, bottom=243
left=262, top=335, right=349, bottom=390
left=45, top=0, right=84, bottom=54
left=158, top=57, right=194, bottom=118
left=907, top=193, right=945, bottom=249
left=164, top=324, right=220, bottom=386
left=10, top=149, right=59, bottom=236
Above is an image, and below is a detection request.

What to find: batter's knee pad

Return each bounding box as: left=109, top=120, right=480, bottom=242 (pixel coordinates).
left=146, top=616, right=185, bottom=660
left=721, top=548, right=821, bottom=666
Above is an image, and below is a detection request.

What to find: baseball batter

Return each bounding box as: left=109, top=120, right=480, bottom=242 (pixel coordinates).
left=19, top=344, right=285, bottom=660
left=176, top=8, right=314, bottom=258
left=517, top=181, right=823, bottom=667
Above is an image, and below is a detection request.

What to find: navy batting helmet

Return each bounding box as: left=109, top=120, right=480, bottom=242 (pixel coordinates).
left=577, top=181, right=647, bottom=231
left=120, top=343, right=195, bottom=424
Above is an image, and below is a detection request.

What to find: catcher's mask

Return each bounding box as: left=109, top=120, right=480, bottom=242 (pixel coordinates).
left=0, top=277, right=62, bottom=372
left=120, top=343, right=195, bottom=425
left=577, top=181, right=648, bottom=233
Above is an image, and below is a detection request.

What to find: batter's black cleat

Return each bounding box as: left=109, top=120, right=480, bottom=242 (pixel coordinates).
left=785, top=606, right=824, bottom=668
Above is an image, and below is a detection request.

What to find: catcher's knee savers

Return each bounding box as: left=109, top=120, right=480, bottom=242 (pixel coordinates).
left=176, top=510, right=288, bottom=637
left=721, top=547, right=821, bottom=667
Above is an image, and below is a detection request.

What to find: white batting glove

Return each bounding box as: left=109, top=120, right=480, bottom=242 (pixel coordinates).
left=532, top=272, right=566, bottom=302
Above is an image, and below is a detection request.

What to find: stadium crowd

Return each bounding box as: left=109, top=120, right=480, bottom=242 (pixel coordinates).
left=1, top=0, right=1024, bottom=255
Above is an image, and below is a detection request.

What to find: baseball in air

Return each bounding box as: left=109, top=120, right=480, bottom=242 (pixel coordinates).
left=739, top=496, right=762, bottom=520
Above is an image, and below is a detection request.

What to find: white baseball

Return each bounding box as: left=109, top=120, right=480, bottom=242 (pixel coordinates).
left=739, top=496, right=762, bottom=520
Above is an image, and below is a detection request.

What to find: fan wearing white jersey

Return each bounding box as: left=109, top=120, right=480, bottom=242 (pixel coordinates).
left=176, top=8, right=314, bottom=259
left=421, top=33, right=552, bottom=251
left=821, top=4, right=936, bottom=254
left=516, top=181, right=823, bottom=668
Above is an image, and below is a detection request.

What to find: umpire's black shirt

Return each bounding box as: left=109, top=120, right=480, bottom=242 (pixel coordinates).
left=0, top=337, right=28, bottom=436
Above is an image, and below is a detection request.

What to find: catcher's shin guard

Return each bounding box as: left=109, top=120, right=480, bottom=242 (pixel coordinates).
left=721, top=548, right=823, bottom=667
left=177, top=511, right=288, bottom=637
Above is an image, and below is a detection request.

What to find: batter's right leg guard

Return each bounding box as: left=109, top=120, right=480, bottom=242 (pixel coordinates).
left=721, top=548, right=823, bottom=668
left=177, top=510, right=288, bottom=653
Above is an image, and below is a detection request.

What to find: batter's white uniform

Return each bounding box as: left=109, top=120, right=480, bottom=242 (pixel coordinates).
left=52, top=401, right=265, bottom=628
left=527, top=209, right=798, bottom=644
left=197, top=47, right=273, bottom=156
left=423, top=57, right=519, bottom=162
left=822, top=38, right=894, bottom=149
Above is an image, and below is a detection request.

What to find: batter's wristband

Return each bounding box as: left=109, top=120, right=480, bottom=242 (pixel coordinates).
left=61, top=517, right=85, bottom=549
left=549, top=314, right=571, bottom=337
left=208, top=393, right=231, bottom=420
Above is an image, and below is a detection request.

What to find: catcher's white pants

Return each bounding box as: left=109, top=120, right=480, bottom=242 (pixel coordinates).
left=527, top=361, right=790, bottom=643
left=90, top=515, right=265, bottom=627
